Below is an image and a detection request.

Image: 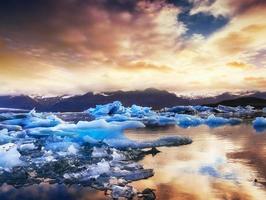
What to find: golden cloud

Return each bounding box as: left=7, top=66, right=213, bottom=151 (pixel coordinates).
left=0, top=0, right=266, bottom=95
left=226, top=61, right=251, bottom=69
left=119, top=61, right=173, bottom=72
left=244, top=76, right=266, bottom=87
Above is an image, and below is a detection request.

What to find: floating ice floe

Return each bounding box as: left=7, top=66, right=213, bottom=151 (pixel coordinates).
left=175, top=114, right=204, bottom=128
left=253, top=117, right=266, bottom=132
left=204, top=114, right=242, bottom=127
left=0, top=143, right=22, bottom=170
left=175, top=114, right=242, bottom=128
left=86, top=102, right=247, bottom=128
left=27, top=119, right=145, bottom=140
left=85, top=101, right=156, bottom=119
left=253, top=117, right=266, bottom=127
left=86, top=101, right=125, bottom=117
left=0, top=108, right=192, bottom=198
left=1, top=109, right=63, bottom=128
left=0, top=103, right=262, bottom=198
left=164, top=106, right=196, bottom=114
left=106, top=136, right=192, bottom=149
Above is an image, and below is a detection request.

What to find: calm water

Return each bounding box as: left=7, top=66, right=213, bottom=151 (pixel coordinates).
left=127, top=124, right=266, bottom=200
left=0, top=124, right=266, bottom=200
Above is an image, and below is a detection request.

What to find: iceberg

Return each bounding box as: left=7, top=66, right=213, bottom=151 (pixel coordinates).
left=0, top=129, right=17, bottom=144
left=192, top=105, right=213, bottom=112
left=165, top=106, right=196, bottom=114
left=0, top=124, right=22, bottom=131
left=105, top=136, right=192, bottom=149
left=18, top=143, right=36, bottom=151
left=0, top=143, right=22, bottom=170
left=174, top=114, right=241, bottom=128
left=129, top=104, right=156, bottom=117
left=143, top=116, right=176, bottom=127
left=2, top=109, right=63, bottom=128
left=27, top=119, right=145, bottom=140
left=165, top=104, right=256, bottom=116
left=86, top=101, right=156, bottom=120
left=253, top=117, right=266, bottom=132
left=86, top=102, right=246, bottom=129
left=215, top=105, right=237, bottom=113
left=175, top=114, right=204, bottom=128
left=86, top=101, right=125, bottom=117
left=86, top=102, right=177, bottom=127
left=205, top=114, right=242, bottom=127
left=262, top=107, right=266, bottom=113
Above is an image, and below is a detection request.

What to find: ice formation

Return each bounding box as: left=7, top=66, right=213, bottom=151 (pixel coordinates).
left=0, top=108, right=193, bottom=198
left=0, top=101, right=263, bottom=198
left=2, top=109, right=63, bottom=128
left=253, top=117, right=266, bottom=132
left=204, top=114, right=242, bottom=127
left=0, top=143, right=22, bottom=170
left=86, top=102, right=245, bottom=128
left=165, top=106, right=197, bottom=114
left=175, top=114, right=204, bottom=128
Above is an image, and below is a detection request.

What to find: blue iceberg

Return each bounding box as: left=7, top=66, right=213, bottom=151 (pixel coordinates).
left=253, top=117, right=266, bottom=132
left=175, top=114, right=204, bottom=128
left=2, top=109, right=63, bottom=128
left=205, top=114, right=242, bottom=127
left=165, top=106, right=196, bottom=114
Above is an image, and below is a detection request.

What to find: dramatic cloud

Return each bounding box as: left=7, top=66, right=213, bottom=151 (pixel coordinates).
left=0, top=0, right=265, bottom=95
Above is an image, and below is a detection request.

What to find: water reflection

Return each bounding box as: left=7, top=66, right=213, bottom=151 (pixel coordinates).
left=127, top=124, right=266, bottom=200
left=0, top=124, right=265, bottom=199
left=0, top=184, right=105, bottom=200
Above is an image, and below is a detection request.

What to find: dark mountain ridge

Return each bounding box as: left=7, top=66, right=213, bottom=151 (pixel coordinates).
left=0, top=89, right=265, bottom=111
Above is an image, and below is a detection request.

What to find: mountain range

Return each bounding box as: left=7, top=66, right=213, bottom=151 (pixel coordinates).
left=0, top=88, right=265, bottom=112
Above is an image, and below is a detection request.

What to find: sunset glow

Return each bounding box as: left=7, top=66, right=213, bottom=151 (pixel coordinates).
left=0, top=0, right=265, bottom=95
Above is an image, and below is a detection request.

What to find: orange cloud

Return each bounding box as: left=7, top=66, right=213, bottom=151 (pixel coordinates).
left=244, top=76, right=266, bottom=87
left=0, top=0, right=266, bottom=95
left=226, top=61, right=251, bottom=69
left=120, top=61, right=173, bottom=72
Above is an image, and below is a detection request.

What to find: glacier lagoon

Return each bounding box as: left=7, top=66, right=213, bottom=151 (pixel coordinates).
left=0, top=102, right=265, bottom=199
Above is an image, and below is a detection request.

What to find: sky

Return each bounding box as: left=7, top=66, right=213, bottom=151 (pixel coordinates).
left=0, top=0, right=265, bottom=96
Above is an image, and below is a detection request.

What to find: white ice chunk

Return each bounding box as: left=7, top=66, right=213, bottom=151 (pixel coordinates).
left=0, top=143, right=22, bottom=170
left=19, top=143, right=36, bottom=151
left=67, top=144, right=78, bottom=155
